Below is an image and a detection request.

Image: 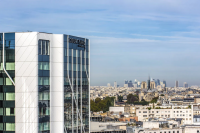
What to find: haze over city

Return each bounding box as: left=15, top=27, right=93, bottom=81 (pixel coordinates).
left=1, top=0, right=200, bottom=86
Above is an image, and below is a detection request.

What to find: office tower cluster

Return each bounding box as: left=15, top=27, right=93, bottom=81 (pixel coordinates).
left=124, top=77, right=166, bottom=89
left=175, top=81, right=189, bottom=88
left=0, top=32, right=90, bottom=133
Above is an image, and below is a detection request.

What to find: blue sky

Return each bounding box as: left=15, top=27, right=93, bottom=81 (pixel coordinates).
left=1, top=0, right=200, bottom=87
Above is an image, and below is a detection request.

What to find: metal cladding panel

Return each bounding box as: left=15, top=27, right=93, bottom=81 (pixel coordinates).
left=15, top=32, right=39, bottom=133
left=50, top=34, right=64, bottom=133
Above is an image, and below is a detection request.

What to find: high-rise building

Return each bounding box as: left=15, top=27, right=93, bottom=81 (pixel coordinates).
left=137, top=81, right=141, bottom=87
left=114, top=81, right=117, bottom=88
left=157, top=79, right=160, bottom=85
left=183, top=82, right=188, bottom=88
left=0, top=32, right=90, bottom=133
left=128, top=80, right=133, bottom=87
left=124, top=80, right=128, bottom=84
left=163, top=80, right=167, bottom=87
left=175, top=80, right=179, bottom=88
left=153, top=79, right=157, bottom=87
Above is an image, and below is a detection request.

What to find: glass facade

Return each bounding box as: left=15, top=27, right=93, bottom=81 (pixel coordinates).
left=0, top=33, right=15, bottom=133
left=38, top=40, right=50, bottom=133
left=64, top=35, right=89, bottom=133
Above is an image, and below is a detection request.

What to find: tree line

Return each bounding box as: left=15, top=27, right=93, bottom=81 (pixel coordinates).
left=90, top=97, right=115, bottom=112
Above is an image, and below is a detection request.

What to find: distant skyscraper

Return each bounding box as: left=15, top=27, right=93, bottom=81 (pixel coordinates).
left=128, top=80, right=133, bottom=87
left=157, top=79, right=160, bottom=85
left=134, top=79, right=138, bottom=84
left=137, top=81, right=141, bottom=87
left=114, top=81, right=117, bottom=88
left=175, top=80, right=179, bottom=88
left=183, top=82, right=188, bottom=88
left=125, top=80, right=128, bottom=84
left=153, top=79, right=157, bottom=87
left=163, top=80, right=167, bottom=87
left=107, top=83, right=111, bottom=87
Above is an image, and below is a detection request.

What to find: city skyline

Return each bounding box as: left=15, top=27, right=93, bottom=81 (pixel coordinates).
left=105, top=78, right=191, bottom=87
left=1, top=1, right=200, bottom=86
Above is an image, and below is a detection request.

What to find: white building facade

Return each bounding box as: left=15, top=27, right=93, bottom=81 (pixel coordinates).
left=136, top=106, right=193, bottom=124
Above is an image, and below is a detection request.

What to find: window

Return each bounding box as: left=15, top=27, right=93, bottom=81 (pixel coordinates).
left=6, top=93, right=15, bottom=100
left=0, top=123, right=3, bottom=130
left=39, top=107, right=50, bottom=116
left=177, top=131, right=179, bottom=133
left=6, top=78, right=12, bottom=85
left=38, top=40, right=50, bottom=55
left=39, top=122, right=50, bottom=131
left=143, top=115, right=147, bottom=117
left=38, top=77, right=50, bottom=85
left=6, top=123, right=15, bottom=131
left=6, top=63, right=15, bottom=70
left=0, top=108, right=3, bottom=115
left=0, top=78, right=3, bottom=85
left=6, top=108, right=15, bottom=116
left=143, top=111, right=147, bottom=113
left=139, top=111, right=141, bottom=113
left=0, top=93, right=3, bottom=100
left=39, top=62, right=50, bottom=70
left=39, top=92, right=50, bottom=100
left=64, top=48, right=67, bottom=56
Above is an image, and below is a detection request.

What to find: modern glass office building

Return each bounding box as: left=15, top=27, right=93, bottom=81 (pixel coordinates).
left=0, top=32, right=90, bottom=133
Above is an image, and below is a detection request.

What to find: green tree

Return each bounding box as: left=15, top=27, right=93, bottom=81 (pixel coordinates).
left=90, top=97, right=116, bottom=113
left=95, top=98, right=101, bottom=103
left=118, top=96, right=123, bottom=102
left=150, top=97, right=159, bottom=103
left=127, top=94, right=138, bottom=104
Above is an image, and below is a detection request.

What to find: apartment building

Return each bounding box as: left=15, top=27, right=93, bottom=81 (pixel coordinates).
left=136, top=106, right=193, bottom=124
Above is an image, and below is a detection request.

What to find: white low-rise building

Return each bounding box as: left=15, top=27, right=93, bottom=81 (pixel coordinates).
left=136, top=106, right=193, bottom=124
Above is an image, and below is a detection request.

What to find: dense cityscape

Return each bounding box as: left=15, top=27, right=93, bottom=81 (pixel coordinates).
left=90, top=77, right=200, bottom=133
left=1, top=1, right=200, bottom=133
